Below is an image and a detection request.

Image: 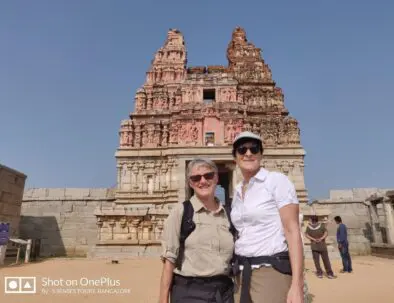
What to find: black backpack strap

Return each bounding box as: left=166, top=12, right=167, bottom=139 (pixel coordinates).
left=224, top=203, right=237, bottom=239
left=224, top=202, right=240, bottom=277
left=175, top=200, right=195, bottom=271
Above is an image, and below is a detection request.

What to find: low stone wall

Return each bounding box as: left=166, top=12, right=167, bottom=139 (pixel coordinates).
left=20, top=188, right=115, bottom=257
left=0, top=164, right=27, bottom=237
left=371, top=244, right=394, bottom=259
left=312, top=188, right=393, bottom=256
left=20, top=187, right=392, bottom=258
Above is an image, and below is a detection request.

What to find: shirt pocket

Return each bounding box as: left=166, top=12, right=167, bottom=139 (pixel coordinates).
left=188, top=214, right=217, bottom=252
left=218, top=222, right=234, bottom=254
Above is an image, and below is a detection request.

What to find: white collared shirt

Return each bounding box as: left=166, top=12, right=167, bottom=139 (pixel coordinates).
left=231, top=168, right=299, bottom=257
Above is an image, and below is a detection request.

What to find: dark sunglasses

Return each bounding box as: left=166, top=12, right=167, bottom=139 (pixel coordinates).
left=236, top=145, right=260, bottom=155
left=189, top=172, right=215, bottom=182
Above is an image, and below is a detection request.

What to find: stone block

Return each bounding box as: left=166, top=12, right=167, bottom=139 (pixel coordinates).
left=65, top=188, right=90, bottom=199
left=100, top=201, right=114, bottom=208
left=73, top=205, right=95, bottom=213
left=60, top=212, right=75, bottom=219
left=120, top=246, right=146, bottom=253
left=81, top=223, right=99, bottom=230
left=31, top=188, right=48, bottom=199
left=39, top=244, right=54, bottom=257
left=88, top=188, right=109, bottom=198
left=41, top=210, right=63, bottom=218
left=77, top=237, right=88, bottom=245
left=62, top=202, right=73, bottom=212
left=61, top=237, right=78, bottom=245
left=329, top=189, right=354, bottom=200
left=82, top=233, right=98, bottom=244
left=74, top=245, right=88, bottom=256
left=350, top=235, right=370, bottom=244
left=40, top=232, right=64, bottom=242
left=351, top=203, right=369, bottom=216
left=63, top=246, right=77, bottom=256
left=352, top=188, right=379, bottom=200
left=73, top=200, right=87, bottom=206
left=143, top=245, right=162, bottom=256
left=6, top=183, right=20, bottom=195
left=106, top=188, right=116, bottom=199
left=1, top=203, right=18, bottom=216
left=62, top=217, right=90, bottom=225
left=61, top=222, right=86, bottom=231
left=343, top=216, right=370, bottom=229
left=1, top=192, right=14, bottom=203
left=47, top=188, right=65, bottom=198
left=22, top=188, right=34, bottom=199
left=91, top=246, right=123, bottom=254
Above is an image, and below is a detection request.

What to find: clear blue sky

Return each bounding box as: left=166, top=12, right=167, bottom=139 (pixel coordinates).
left=1, top=1, right=393, bottom=200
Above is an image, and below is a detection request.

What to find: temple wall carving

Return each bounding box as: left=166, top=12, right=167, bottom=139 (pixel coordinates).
left=119, top=115, right=300, bottom=149
left=95, top=211, right=167, bottom=244
left=117, top=158, right=178, bottom=193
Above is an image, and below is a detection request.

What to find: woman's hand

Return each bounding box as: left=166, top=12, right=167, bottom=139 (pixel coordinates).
left=287, top=282, right=304, bottom=303
left=158, top=259, right=175, bottom=303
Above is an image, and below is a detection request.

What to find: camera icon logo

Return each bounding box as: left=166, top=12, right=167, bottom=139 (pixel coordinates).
left=4, top=277, right=36, bottom=294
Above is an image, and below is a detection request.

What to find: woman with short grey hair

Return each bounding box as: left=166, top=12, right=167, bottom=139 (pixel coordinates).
left=159, top=158, right=235, bottom=303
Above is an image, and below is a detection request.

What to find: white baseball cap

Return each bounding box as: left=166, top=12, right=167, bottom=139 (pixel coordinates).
left=232, top=131, right=263, bottom=146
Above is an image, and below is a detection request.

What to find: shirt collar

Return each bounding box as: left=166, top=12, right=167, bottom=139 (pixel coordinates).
left=254, top=167, right=269, bottom=182
left=189, top=195, right=223, bottom=214
left=235, top=167, right=269, bottom=192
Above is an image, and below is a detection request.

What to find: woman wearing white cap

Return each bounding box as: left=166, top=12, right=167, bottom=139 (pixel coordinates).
left=230, top=131, right=304, bottom=303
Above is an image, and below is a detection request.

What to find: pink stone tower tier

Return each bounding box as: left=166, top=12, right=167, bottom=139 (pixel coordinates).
left=92, top=27, right=308, bottom=256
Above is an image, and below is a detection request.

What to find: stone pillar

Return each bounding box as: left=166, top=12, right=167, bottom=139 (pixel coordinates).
left=161, top=167, right=168, bottom=189
left=132, top=163, right=139, bottom=190
left=116, top=164, right=122, bottom=189
left=138, top=162, right=144, bottom=192
left=127, top=163, right=133, bottom=190
left=225, top=163, right=236, bottom=199
left=177, top=159, right=186, bottom=203
left=154, top=163, right=161, bottom=191
left=369, top=202, right=383, bottom=244
left=383, top=197, right=394, bottom=245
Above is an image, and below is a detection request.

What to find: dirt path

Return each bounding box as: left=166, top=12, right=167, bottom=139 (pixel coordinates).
left=1, top=256, right=393, bottom=302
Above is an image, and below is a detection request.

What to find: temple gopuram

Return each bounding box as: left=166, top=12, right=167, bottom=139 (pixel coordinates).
left=93, top=27, right=308, bottom=256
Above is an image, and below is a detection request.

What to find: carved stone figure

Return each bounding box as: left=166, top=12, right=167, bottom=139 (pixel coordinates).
left=190, top=124, right=199, bottom=142
left=161, top=125, right=169, bottom=146
left=142, top=131, right=148, bottom=146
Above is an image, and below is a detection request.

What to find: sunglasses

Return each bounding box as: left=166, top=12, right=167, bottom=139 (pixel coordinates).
left=189, top=172, right=215, bottom=182
left=236, top=145, right=260, bottom=155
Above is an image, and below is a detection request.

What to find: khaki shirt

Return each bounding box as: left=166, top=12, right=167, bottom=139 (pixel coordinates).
left=305, top=223, right=327, bottom=252
left=160, top=195, right=234, bottom=277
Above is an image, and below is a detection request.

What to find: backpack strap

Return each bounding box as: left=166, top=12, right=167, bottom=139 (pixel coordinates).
left=224, top=203, right=237, bottom=240
left=175, top=200, right=195, bottom=271
left=224, top=202, right=239, bottom=277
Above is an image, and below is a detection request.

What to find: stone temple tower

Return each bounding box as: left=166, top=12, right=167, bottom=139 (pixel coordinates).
left=92, top=27, right=308, bottom=257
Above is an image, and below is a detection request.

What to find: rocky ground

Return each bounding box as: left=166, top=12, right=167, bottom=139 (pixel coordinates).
left=0, top=255, right=393, bottom=303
